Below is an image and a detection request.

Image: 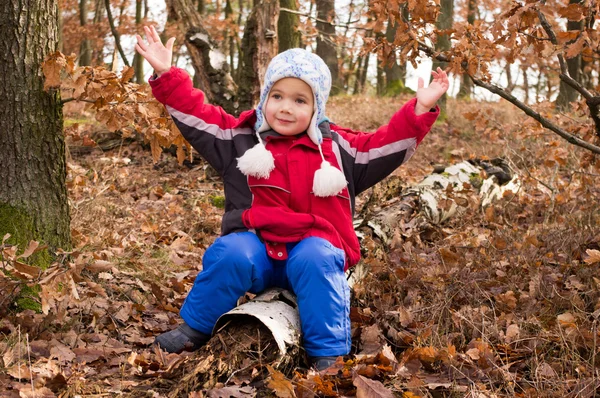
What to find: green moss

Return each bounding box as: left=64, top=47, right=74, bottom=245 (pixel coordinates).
left=383, top=80, right=415, bottom=97
left=0, top=202, right=52, bottom=269
left=210, top=195, right=226, bottom=209
left=15, top=284, right=42, bottom=313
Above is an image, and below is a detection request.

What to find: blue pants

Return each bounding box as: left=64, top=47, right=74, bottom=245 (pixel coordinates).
left=180, top=232, right=351, bottom=357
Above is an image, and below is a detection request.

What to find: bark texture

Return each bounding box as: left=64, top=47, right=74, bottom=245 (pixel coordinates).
left=278, top=0, right=301, bottom=52
left=167, top=0, right=239, bottom=115
left=316, top=0, right=341, bottom=94
left=432, top=0, right=453, bottom=114
left=238, top=0, right=279, bottom=111
left=0, top=0, right=71, bottom=253
left=79, top=0, right=93, bottom=66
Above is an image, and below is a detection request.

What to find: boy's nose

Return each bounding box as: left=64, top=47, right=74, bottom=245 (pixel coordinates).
left=281, top=102, right=292, bottom=113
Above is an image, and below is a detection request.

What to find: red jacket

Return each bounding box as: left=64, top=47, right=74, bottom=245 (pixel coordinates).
left=150, top=67, right=439, bottom=269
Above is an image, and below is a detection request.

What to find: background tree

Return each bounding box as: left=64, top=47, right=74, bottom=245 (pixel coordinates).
left=316, top=0, right=342, bottom=94
left=133, top=0, right=145, bottom=82
left=0, top=0, right=70, bottom=260
left=79, top=0, right=93, bottom=66
left=431, top=0, right=453, bottom=114
left=278, top=0, right=301, bottom=51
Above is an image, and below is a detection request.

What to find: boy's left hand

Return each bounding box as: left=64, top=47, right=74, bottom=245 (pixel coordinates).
left=415, top=67, right=449, bottom=115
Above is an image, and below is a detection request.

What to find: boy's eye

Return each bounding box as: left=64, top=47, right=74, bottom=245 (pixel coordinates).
left=296, top=98, right=306, bottom=104
left=271, top=94, right=282, bottom=99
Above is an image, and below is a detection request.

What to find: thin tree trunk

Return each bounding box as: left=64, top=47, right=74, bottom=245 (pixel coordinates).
left=457, top=0, right=475, bottom=99
left=556, top=0, right=583, bottom=110
left=316, top=0, right=341, bottom=94
left=383, top=15, right=405, bottom=95
left=133, top=0, right=144, bottom=82
left=522, top=66, right=529, bottom=104
left=79, top=0, right=92, bottom=66
left=431, top=0, right=453, bottom=114
left=93, top=0, right=105, bottom=65
left=339, top=0, right=355, bottom=92
left=104, top=0, right=130, bottom=67
left=359, top=51, right=370, bottom=93
left=225, top=0, right=235, bottom=69
left=0, top=0, right=71, bottom=258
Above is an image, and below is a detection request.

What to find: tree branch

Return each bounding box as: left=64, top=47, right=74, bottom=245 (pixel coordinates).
left=279, top=7, right=366, bottom=30
left=537, top=9, right=600, bottom=135
left=417, top=42, right=600, bottom=154
left=469, top=75, right=600, bottom=154
left=104, top=0, right=131, bottom=67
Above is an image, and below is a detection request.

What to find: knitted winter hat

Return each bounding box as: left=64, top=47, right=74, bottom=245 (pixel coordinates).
left=237, top=48, right=347, bottom=197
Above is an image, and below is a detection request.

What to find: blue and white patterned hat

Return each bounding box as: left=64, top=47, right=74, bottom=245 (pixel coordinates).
left=237, top=48, right=346, bottom=197
left=254, top=48, right=332, bottom=145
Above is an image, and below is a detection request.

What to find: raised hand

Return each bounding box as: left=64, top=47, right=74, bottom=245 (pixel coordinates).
left=415, top=67, right=450, bottom=115
left=135, top=26, right=176, bottom=77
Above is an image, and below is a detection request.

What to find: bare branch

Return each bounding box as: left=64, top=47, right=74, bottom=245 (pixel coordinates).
left=468, top=75, right=600, bottom=155
left=537, top=9, right=594, bottom=101
left=104, top=0, right=131, bottom=67
left=279, top=7, right=367, bottom=30
left=417, top=41, right=600, bottom=154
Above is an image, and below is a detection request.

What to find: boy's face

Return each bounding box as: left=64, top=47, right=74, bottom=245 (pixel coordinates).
left=265, top=78, right=314, bottom=137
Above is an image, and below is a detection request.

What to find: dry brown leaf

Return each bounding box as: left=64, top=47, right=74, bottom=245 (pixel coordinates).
left=557, top=312, right=576, bottom=328
left=18, top=386, right=56, bottom=398
left=7, top=363, right=31, bottom=380
left=267, top=365, right=296, bottom=398
left=50, top=340, right=76, bottom=363
left=206, top=386, right=256, bottom=398
left=353, top=374, right=394, bottom=398
left=360, top=324, right=385, bottom=355
left=17, top=240, right=40, bottom=259
left=584, top=249, right=600, bottom=265
left=505, top=324, right=520, bottom=343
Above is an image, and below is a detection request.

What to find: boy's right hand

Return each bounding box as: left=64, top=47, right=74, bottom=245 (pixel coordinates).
left=135, top=26, right=176, bottom=77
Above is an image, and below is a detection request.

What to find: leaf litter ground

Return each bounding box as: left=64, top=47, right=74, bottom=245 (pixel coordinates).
left=1, top=96, right=599, bottom=397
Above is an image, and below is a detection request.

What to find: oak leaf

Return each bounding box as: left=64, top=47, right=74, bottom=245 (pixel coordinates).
left=558, top=4, right=585, bottom=21
left=353, top=374, right=394, bottom=398
left=584, top=249, right=600, bottom=265
left=266, top=365, right=296, bottom=398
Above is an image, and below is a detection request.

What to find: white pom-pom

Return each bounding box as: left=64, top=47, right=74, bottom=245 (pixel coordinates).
left=237, top=143, right=275, bottom=179
left=313, top=161, right=347, bottom=197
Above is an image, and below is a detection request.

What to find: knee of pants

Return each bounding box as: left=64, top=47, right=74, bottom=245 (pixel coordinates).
left=286, top=237, right=346, bottom=279
left=202, top=232, right=265, bottom=275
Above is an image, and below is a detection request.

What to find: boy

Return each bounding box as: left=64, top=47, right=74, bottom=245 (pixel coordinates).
left=136, top=26, right=448, bottom=370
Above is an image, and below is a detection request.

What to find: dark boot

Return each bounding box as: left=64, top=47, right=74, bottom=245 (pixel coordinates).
left=154, top=322, right=210, bottom=353
left=309, top=356, right=339, bottom=371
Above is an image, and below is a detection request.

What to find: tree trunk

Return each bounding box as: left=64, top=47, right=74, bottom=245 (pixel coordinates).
left=457, top=0, right=475, bottom=99
left=0, top=0, right=71, bottom=260
left=167, top=0, right=239, bottom=115
left=225, top=0, right=236, bottom=70
left=133, top=0, right=144, bottom=83
left=93, top=0, right=105, bottom=66
left=278, top=0, right=300, bottom=52
left=431, top=0, right=453, bottom=114
left=316, top=0, right=341, bottom=95
left=79, top=0, right=92, bottom=66
left=237, top=0, right=279, bottom=111
left=383, top=16, right=406, bottom=95
left=556, top=0, right=583, bottom=110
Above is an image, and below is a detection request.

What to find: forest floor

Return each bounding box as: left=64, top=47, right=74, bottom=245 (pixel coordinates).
left=1, top=95, right=600, bottom=397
